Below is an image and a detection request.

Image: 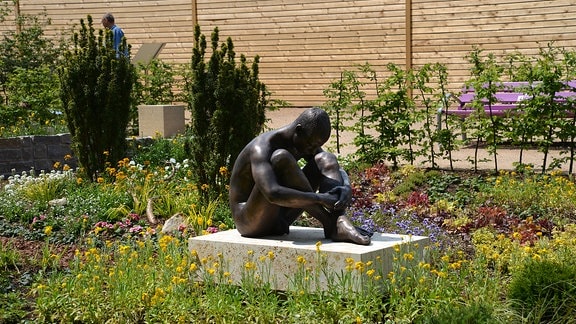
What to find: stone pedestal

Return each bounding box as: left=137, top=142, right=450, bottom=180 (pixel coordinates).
left=138, top=105, right=185, bottom=138
left=188, top=226, right=428, bottom=291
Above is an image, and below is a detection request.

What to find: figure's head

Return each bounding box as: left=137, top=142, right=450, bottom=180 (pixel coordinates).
left=101, top=13, right=115, bottom=29
left=292, top=108, right=331, bottom=155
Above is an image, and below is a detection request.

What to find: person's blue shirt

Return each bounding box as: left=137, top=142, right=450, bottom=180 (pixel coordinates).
left=110, top=25, right=127, bottom=57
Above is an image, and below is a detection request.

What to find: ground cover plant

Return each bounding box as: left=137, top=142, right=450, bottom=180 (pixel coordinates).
left=2, top=140, right=576, bottom=322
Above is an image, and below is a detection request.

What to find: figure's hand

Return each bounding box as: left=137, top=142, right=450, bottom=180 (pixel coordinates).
left=316, top=192, right=340, bottom=211
left=327, top=185, right=352, bottom=211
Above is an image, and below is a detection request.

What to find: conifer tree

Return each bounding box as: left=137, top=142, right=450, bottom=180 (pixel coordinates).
left=59, top=15, right=136, bottom=180
left=186, top=25, right=268, bottom=201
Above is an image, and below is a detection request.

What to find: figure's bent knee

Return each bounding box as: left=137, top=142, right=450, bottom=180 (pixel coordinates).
left=314, top=151, right=339, bottom=170
left=270, top=149, right=297, bottom=168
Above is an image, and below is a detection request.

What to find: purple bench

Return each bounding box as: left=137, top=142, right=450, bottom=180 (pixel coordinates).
left=440, top=81, right=576, bottom=118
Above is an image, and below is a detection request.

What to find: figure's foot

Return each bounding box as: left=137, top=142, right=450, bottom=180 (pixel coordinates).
left=330, top=215, right=371, bottom=245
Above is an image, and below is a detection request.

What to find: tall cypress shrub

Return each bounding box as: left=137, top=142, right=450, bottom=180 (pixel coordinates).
left=59, top=15, right=136, bottom=180
left=186, top=25, right=267, bottom=202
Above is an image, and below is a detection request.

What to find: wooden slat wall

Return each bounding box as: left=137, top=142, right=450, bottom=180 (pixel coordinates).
left=2, top=0, right=576, bottom=107
left=195, top=0, right=406, bottom=107
left=412, top=0, right=576, bottom=89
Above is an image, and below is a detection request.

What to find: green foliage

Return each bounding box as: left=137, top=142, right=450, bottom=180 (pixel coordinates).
left=422, top=303, right=495, bottom=324
left=322, top=66, right=367, bottom=154
left=0, top=5, right=65, bottom=138
left=477, top=170, right=576, bottom=222
left=0, top=6, right=59, bottom=104
left=450, top=44, right=576, bottom=173
left=1, top=65, right=64, bottom=133
left=185, top=25, right=268, bottom=202
left=508, top=259, right=576, bottom=322
left=59, top=15, right=137, bottom=181
left=323, top=62, right=460, bottom=170
left=391, top=167, right=427, bottom=197
left=130, top=135, right=188, bottom=167
left=0, top=291, right=29, bottom=323
left=133, top=59, right=177, bottom=105
left=353, top=63, right=418, bottom=168
left=465, top=47, right=506, bottom=172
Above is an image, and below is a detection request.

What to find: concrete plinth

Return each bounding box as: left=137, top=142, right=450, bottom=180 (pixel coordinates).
left=138, top=105, right=185, bottom=138
left=188, top=226, right=428, bottom=291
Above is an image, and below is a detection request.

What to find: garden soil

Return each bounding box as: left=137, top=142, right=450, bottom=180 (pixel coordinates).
left=266, top=108, right=575, bottom=174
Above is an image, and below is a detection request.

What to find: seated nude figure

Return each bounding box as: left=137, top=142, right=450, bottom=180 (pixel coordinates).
left=229, top=108, right=371, bottom=245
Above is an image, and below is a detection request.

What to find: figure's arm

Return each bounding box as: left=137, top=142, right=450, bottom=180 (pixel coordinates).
left=251, top=146, right=336, bottom=209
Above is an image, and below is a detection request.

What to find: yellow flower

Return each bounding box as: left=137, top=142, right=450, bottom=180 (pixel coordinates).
left=44, top=226, right=53, bottom=236
left=366, top=269, right=375, bottom=277
left=315, top=241, right=322, bottom=252
left=403, top=253, right=414, bottom=261
left=418, top=261, right=431, bottom=269
left=267, top=251, right=275, bottom=260
left=97, top=177, right=104, bottom=183
left=449, top=261, right=462, bottom=270
left=244, top=261, right=256, bottom=270
left=296, top=255, right=306, bottom=264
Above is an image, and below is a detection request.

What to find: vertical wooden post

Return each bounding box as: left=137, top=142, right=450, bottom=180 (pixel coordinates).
left=405, top=0, right=413, bottom=97
left=15, top=0, right=21, bottom=34
left=191, top=0, right=197, bottom=28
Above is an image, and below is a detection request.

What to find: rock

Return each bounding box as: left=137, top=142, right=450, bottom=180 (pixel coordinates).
left=161, top=213, right=187, bottom=233
left=48, top=197, right=68, bottom=206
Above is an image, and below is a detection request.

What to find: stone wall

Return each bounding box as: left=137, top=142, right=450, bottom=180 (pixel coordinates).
left=0, top=134, right=77, bottom=177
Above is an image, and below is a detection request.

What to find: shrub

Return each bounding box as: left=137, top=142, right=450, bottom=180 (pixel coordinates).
left=184, top=25, right=268, bottom=203
left=508, top=259, right=576, bottom=322
left=0, top=6, right=59, bottom=106
left=422, top=303, right=494, bottom=324
left=59, top=15, right=136, bottom=181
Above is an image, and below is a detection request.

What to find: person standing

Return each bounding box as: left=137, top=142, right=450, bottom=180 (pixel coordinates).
left=101, top=13, right=126, bottom=56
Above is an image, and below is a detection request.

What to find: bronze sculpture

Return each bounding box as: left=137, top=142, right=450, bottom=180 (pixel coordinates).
left=229, top=108, right=371, bottom=245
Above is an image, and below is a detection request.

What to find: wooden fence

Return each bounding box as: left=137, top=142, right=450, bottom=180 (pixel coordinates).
left=2, top=0, right=576, bottom=107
